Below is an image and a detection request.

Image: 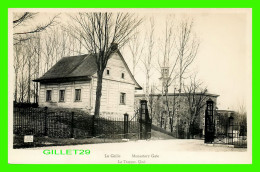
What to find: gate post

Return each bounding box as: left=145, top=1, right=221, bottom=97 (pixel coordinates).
left=140, top=100, right=147, bottom=139
left=70, top=112, right=74, bottom=139
left=44, top=107, right=48, bottom=138
left=204, top=99, right=215, bottom=143
left=124, top=113, right=129, bottom=139
left=140, top=100, right=151, bottom=140
left=228, top=116, right=234, bottom=145
left=145, top=106, right=151, bottom=139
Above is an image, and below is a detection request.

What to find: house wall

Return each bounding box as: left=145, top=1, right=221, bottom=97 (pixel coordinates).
left=39, top=81, right=91, bottom=112
left=38, top=53, right=136, bottom=117
left=91, top=78, right=135, bottom=118
left=91, top=53, right=136, bottom=118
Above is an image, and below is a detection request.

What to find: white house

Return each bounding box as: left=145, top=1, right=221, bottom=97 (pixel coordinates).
left=33, top=50, right=142, bottom=117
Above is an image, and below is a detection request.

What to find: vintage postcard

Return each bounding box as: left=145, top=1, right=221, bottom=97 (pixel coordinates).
left=8, top=8, right=252, bottom=164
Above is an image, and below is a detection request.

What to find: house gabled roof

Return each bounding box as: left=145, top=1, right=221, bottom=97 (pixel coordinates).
left=33, top=54, right=96, bottom=82
left=33, top=51, right=142, bottom=90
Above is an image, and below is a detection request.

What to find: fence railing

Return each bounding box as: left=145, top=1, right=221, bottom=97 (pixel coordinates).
left=13, top=107, right=141, bottom=139
left=214, top=120, right=247, bottom=148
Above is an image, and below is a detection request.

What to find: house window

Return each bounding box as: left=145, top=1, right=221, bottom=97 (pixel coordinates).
left=59, top=90, right=65, bottom=102
left=75, top=89, right=81, bottom=101
left=120, top=93, right=126, bottom=104
left=121, top=73, right=125, bottom=79
left=106, top=69, right=110, bottom=75
left=46, top=90, right=52, bottom=102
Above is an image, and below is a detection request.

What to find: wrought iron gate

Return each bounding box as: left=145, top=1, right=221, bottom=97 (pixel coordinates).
left=204, top=99, right=247, bottom=147
left=215, top=114, right=247, bottom=147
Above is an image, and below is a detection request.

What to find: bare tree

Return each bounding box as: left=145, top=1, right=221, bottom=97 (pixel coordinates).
left=157, top=17, right=179, bottom=129
left=60, top=31, right=69, bottom=57
left=237, top=101, right=247, bottom=116
left=13, top=13, right=71, bottom=104
left=41, top=30, right=59, bottom=73
left=166, top=19, right=200, bottom=134
left=32, top=33, right=43, bottom=104
left=24, top=39, right=36, bottom=103
left=169, top=87, right=178, bottom=132
left=13, top=44, right=23, bottom=102
left=13, top=12, right=59, bottom=45
left=148, top=83, right=158, bottom=121
left=175, top=19, right=200, bottom=94
left=183, top=75, right=208, bottom=138
left=127, top=29, right=144, bottom=77
left=234, top=101, right=247, bottom=124
left=67, top=12, right=142, bottom=116
left=17, top=49, right=28, bottom=102
left=142, top=18, right=155, bottom=102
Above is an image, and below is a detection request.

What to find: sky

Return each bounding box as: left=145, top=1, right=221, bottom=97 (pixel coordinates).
left=11, top=8, right=252, bottom=111
left=189, top=12, right=251, bottom=111
left=120, top=9, right=252, bottom=111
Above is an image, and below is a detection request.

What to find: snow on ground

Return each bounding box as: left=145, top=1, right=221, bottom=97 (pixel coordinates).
left=11, top=139, right=250, bottom=164
left=28, top=139, right=246, bottom=152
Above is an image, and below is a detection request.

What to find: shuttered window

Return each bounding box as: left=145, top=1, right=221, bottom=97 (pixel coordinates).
left=75, top=89, right=81, bottom=101
left=59, top=90, right=65, bottom=102
left=46, top=90, right=52, bottom=102
left=120, top=92, right=126, bottom=104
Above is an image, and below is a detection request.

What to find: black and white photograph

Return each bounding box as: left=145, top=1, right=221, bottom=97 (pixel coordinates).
left=8, top=8, right=252, bottom=164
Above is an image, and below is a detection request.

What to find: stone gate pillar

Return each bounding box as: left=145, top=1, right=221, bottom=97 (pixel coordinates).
left=205, top=98, right=215, bottom=143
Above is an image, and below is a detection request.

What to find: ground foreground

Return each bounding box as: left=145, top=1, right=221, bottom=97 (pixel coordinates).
left=14, top=129, right=175, bottom=148
left=28, top=139, right=246, bottom=152
left=10, top=139, right=250, bottom=164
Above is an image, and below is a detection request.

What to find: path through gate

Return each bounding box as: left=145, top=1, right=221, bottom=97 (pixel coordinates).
left=122, top=100, right=151, bottom=140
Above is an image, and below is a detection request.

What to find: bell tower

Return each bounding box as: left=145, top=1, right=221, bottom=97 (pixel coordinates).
left=159, top=53, right=170, bottom=94
left=159, top=66, right=170, bottom=94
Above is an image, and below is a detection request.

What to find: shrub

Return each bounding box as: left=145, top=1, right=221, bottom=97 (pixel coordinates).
left=14, top=101, right=39, bottom=108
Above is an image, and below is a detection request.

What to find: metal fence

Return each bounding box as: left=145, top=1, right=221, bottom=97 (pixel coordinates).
left=13, top=107, right=141, bottom=139
left=214, top=116, right=247, bottom=148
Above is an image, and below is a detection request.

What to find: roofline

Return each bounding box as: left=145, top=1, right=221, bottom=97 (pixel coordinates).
left=135, top=92, right=219, bottom=97
left=33, top=76, right=91, bottom=83
left=33, top=54, right=90, bottom=82
left=33, top=50, right=142, bottom=90
left=116, top=50, right=142, bottom=90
